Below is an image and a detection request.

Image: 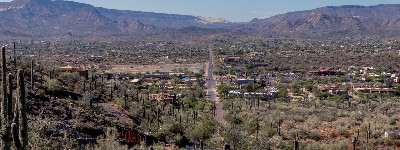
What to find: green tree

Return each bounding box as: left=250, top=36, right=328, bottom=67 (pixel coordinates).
left=384, top=78, right=394, bottom=88
left=43, top=76, right=62, bottom=93
left=291, top=83, right=301, bottom=95
left=338, top=76, right=347, bottom=83
left=305, top=83, right=313, bottom=92
left=217, top=84, right=232, bottom=95
left=244, top=82, right=259, bottom=92
left=185, top=117, right=216, bottom=143
left=365, top=76, right=373, bottom=82
left=278, top=91, right=288, bottom=98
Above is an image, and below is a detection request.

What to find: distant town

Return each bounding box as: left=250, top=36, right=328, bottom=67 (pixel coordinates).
left=0, top=37, right=398, bottom=149
left=2, top=0, right=400, bottom=149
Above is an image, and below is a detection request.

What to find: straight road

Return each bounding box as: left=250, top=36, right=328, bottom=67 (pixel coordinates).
left=206, top=45, right=224, bottom=125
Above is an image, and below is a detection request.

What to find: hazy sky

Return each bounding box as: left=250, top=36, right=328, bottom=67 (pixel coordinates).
left=1, top=0, right=400, bottom=22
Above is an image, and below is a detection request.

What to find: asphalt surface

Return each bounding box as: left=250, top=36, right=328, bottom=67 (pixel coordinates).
left=206, top=46, right=224, bottom=125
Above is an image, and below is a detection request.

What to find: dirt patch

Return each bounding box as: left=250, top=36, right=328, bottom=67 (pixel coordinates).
left=96, top=102, right=136, bottom=125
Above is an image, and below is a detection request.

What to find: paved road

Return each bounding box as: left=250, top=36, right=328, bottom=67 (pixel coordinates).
left=206, top=45, right=224, bottom=125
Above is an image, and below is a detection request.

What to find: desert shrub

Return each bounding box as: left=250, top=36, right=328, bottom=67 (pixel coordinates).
left=30, top=115, right=79, bottom=149
left=304, top=117, right=319, bottom=129
left=327, top=139, right=350, bottom=150
left=375, top=114, right=390, bottom=125
left=302, top=141, right=324, bottom=150
left=81, top=91, right=92, bottom=107
left=284, top=120, right=297, bottom=129
left=59, top=71, right=81, bottom=83
left=43, top=76, right=62, bottom=93
left=335, top=118, right=351, bottom=135
left=287, top=128, right=301, bottom=139
left=292, top=114, right=305, bottom=122
left=246, top=118, right=259, bottom=132
left=350, top=111, right=364, bottom=121
left=269, top=135, right=286, bottom=149
left=154, top=121, right=186, bottom=144
left=371, top=128, right=386, bottom=139
left=85, top=128, right=128, bottom=150
left=185, top=116, right=216, bottom=143
left=337, top=109, right=350, bottom=117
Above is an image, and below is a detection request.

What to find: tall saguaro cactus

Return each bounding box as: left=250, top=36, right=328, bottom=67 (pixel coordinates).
left=0, top=47, right=28, bottom=150
left=0, top=45, right=29, bottom=150
left=13, top=42, right=16, bottom=68
left=12, top=101, right=21, bottom=150
left=1, top=46, right=11, bottom=150
left=4, top=74, right=14, bottom=150
left=8, top=74, right=13, bottom=119
left=2, top=46, right=7, bottom=126
left=1, top=47, right=9, bottom=149
left=14, top=70, right=28, bottom=149
left=31, top=60, right=34, bottom=92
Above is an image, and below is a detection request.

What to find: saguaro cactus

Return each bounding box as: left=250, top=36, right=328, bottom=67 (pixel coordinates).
left=2, top=46, right=7, bottom=126
left=294, top=134, right=299, bottom=150
left=143, top=105, right=146, bottom=118
left=83, top=80, right=86, bottom=93
left=4, top=74, right=13, bottom=150
left=31, top=60, right=34, bottom=92
left=352, top=136, right=357, bottom=150
left=1, top=46, right=9, bottom=150
left=12, top=101, right=21, bottom=149
left=13, top=42, right=16, bottom=68
left=110, top=81, right=113, bottom=99
left=0, top=48, right=28, bottom=150
left=277, top=120, right=281, bottom=136
left=15, top=70, right=28, bottom=149
left=1, top=47, right=13, bottom=150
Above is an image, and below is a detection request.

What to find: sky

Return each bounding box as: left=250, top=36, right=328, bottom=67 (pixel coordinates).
left=1, top=0, right=400, bottom=22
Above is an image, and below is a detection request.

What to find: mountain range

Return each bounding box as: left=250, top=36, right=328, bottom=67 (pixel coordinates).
left=245, top=4, right=400, bottom=37
left=0, top=0, right=231, bottom=39
left=1, top=0, right=400, bottom=40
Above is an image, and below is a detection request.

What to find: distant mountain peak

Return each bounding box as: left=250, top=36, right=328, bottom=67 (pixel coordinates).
left=242, top=4, right=400, bottom=37
left=195, top=16, right=231, bottom=24
left=117, top=20, right=156, bottom=32
left=307, top=13, right=335, bottom=23
left=13, top=0, right=51, bottom=4
left=325, top=5, right=364, bottom=9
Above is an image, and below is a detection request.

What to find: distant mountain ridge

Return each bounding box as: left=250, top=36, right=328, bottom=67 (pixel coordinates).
left=1, top=0, right=400, bottom=40
left=95, top=7, right=231, bottom=29
left=0, top=0, right=231, bottom=39
left=243, top=4, right=400, bottom=37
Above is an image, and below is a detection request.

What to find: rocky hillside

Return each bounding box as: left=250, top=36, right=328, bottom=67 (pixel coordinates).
left=243, top=4, right=400, bottom=37
left=95, top=7, right=231, bottom=29
left=0, top=0, right=231, bottom=39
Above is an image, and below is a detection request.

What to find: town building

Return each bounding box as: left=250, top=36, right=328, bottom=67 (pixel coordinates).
left=60, top=66, right=88, bottom=78
left=219, top=57, right=241, bottom=63
left=317, top=84, right=349, bottom=96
